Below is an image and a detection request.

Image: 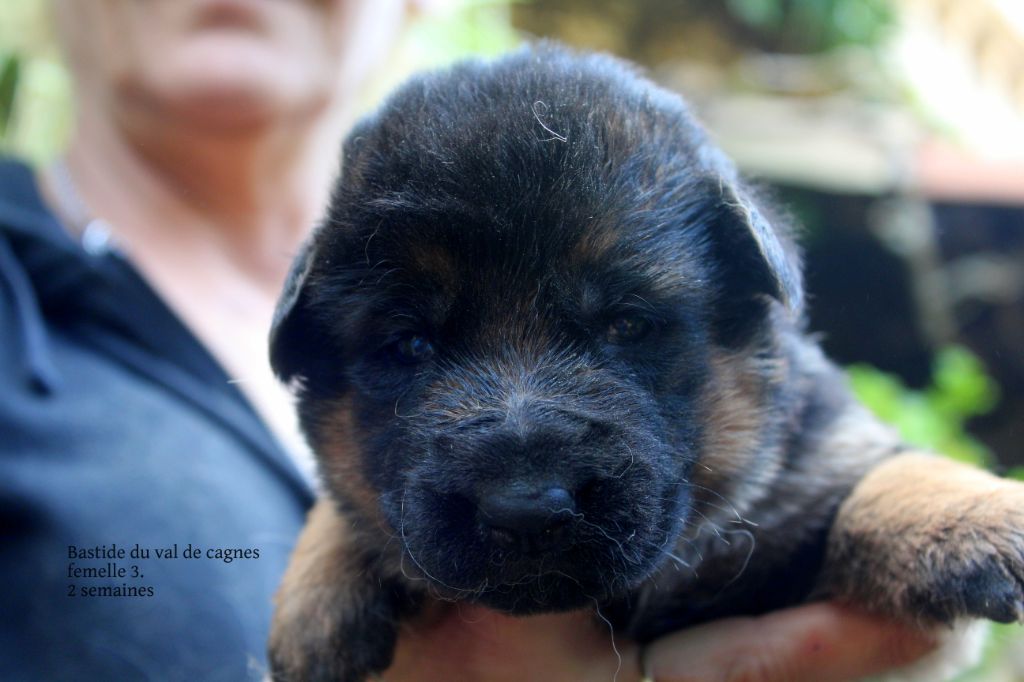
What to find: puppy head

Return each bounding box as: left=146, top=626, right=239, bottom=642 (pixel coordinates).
left=271, top=45, right=802, bottom=613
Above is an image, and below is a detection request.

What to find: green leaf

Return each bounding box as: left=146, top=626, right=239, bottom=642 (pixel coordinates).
left=848, top=346, right=997, bottom=468
left=927, top=345, right=1000, bottom=418
left=0, top=53, right=21, bottom=138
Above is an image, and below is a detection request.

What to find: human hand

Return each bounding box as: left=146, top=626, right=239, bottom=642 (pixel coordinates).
left=641, top=602, right=937, bottom=682
left=383, top=601, right=936, bottom=682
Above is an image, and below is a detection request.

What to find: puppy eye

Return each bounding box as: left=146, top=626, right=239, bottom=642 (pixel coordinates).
left=393, top=334, right=435, bottom=363
left=606, top=315, right=652, bottom=344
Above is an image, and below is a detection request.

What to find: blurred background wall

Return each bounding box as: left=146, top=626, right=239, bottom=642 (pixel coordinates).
left=2, top=0, right=1023, bottom=676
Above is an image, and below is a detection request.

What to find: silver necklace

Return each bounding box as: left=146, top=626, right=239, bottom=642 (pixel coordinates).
left=46, top=156, right=117, bottom=256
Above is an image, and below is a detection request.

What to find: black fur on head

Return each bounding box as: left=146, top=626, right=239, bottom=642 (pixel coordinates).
left=270, top=43, right=803, bottom=613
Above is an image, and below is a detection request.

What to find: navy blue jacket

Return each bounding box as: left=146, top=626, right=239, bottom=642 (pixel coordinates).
left=0, top=160, right=315, bottom=681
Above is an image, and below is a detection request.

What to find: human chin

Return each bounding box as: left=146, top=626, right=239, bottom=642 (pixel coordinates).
left=123, top=30, right=337, bottom=130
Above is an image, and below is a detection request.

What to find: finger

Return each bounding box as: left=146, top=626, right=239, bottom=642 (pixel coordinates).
left=642, top=602, right=937, bottom=682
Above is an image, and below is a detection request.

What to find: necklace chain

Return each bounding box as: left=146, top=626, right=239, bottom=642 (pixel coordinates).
left=46, top=156, right=116, bottom=255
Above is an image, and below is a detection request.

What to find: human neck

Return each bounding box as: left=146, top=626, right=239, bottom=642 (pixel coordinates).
left=62, top=98, right=347, bottom=291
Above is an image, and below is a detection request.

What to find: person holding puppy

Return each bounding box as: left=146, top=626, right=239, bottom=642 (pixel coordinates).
left=0, top=0, right=933, bottom=679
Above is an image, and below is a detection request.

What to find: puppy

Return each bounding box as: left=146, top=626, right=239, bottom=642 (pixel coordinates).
left=267, top=45, right=1024, bottom=681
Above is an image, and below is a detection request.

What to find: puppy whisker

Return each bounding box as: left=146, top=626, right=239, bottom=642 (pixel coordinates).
left=362, top=221, right=384, bottom=265
left=612, top=443, right=636, bottom=479
left=681, top=482, right=745, bottom=519
left=662, top=550, right=692, bottom=571
left=591, top=598, right=623, bottom=682
left=719, top=528, right=757, bottom=589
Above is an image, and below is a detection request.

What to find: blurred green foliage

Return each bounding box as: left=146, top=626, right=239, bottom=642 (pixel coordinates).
left=0, top=0, right=71, bottom=165
left=725, top=0, right=896, bottom=53
left=0, top=55, right=19, bottom=136
left=848, top=345, right=1001, bottom=468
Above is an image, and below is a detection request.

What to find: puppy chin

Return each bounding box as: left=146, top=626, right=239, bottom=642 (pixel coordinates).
left=472, top=574, right=605, bottom=614
left=411, top=555, right=623, bottom=615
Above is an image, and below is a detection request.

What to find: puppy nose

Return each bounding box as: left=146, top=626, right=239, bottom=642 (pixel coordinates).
left=479, top=486, right=575, bottom=553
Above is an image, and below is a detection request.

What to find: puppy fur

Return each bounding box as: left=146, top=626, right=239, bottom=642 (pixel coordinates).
left=267, top=45, right=1024, bottom=681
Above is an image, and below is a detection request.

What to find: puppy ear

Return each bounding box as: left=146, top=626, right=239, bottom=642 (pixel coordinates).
left=269, top=237, right=319, bottom=384
left=707, top=178, right=803, bottom=343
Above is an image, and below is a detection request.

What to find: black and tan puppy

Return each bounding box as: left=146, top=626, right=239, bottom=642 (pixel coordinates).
left=267, top=45, right=1024, bottom=681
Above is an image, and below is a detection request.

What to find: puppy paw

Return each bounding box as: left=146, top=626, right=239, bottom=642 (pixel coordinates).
left=269, top=591, right=399, bottom=682
left=268, top=501, right=414, bottom=682
left=907, top=495, right=1024, bottom=624
left=964, top=563, right=1024, bottom=623
left=823, top=453, right=1024, bottom=626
